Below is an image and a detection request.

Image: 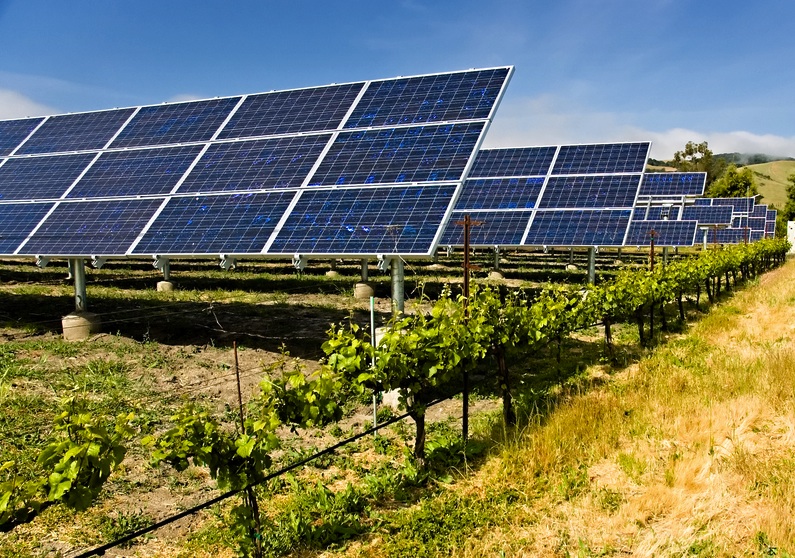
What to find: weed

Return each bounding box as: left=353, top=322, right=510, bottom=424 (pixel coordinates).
left=97, top=510, right=153, bottom=547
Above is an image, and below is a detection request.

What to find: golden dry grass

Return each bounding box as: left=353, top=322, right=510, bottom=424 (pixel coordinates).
left=428, top=260, right=795, bottom=557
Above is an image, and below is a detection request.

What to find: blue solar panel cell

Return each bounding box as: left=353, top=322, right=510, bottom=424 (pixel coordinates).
left=524, top=210, right=631, bottom=246
left=455, top=177, right=544, bottom=210
left=552, top=143, right=649, bottom=175
left=133, top=192, right=295, bottom=255
left=765, top=221, right=776, bottom=234
left=19, top=199, right=162, bottom=255
left=177, top=135, right=330, bottom=193
left=17, top=109, right=136, bottom=154
left=694, top=198, right=712, bottom=206
left=750, top=230, right=764, bottom=241
left=538, top=175, right=640, bottom=209
left=309, top=123, right=484, bottom=186
left=767, top=209, right=777, bottom=221
left=0, top=202, right=53, bottom=253
left=269, top=185, right=456, bottom=255
left=0, top=154, right=96, bottom=200
left=468, top=146, right=556, bottom=178
left=680, top=205, right=733, bottom=225
left=440, top=211, right=530, bottom=246
left=66, top=146, right=202, bottom=198
left=110, top=98, right=240, bottom=148
left=626, top=220, right=697, bottom=246
left=345, top=68, right=510, bottom=128
left=218, top=84, right=364, bottom=139
left=0, top=118, right=44, bottom=156
left=639, top=172, right=706, bottom=196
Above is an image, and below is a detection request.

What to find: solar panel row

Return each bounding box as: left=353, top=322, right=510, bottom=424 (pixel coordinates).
left=0, top=67, right=514, bottom=258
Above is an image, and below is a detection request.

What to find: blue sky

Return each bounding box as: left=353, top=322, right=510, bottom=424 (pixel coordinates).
left=0, top=0, right=793, bottom=159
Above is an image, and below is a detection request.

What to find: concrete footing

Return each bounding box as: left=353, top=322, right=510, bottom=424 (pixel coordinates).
left=353, top=282, right=374, bottom=299
left=325, top=270, right=340, bottom=278
left=62, top=312, right=101, bottom=341
left=156, top=281, right=174, bottom=292
left=487, top=270, right=504, bottom=280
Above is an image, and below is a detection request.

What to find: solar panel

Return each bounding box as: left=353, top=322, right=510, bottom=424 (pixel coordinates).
left=344, top=69, right=510, bottom=128
left=537, top=175, right=640, bottom=209
left=714, top=228, right=749, bottom=243
left=751, top=204, right=768, bottom=218
left=468, top=146, right=556, bottom=178
left=66, top=146, right=203, bottom=198
left=524, top=210, right=631, bottom=247
left=680, top=205, right=733, bottom=225
left=626, top=220, right=698, bottom=247
left=0, top=67, right=513, bottom=259
left=176, top=135, right=331, bottom=193
left=218, top=84, right=364, bottom=139
left=18, top=199, right=163, bottom=256
left=307, top=123, right=484, bottom=186
left=765, top=220, right=776, bottom=235
left=0, top=118, right=44, bottom=156
left=267, top=185, right=458, bottom=255
left=16, top=109, right=136, bottom=154
left=0, top=202, right=54, bottom=253
left=644, top=206, right=681, bottom=220
left=110, top=98, right=241, bottom=148
left=454, top=177, right=544, bottom=210
left=767, top=209, right=777, bottom=221
left=639, top=172, right=706, bottom=196
left=711, top=197, right=755, bottom=213
left=750, top=230, right=764, bottom=241
left=749, top=217, right=766, bottom=231
left=441, top=211, right=530, bottom=246
left=694, top=198, right=712, bottom=206
left=0, top=153, right=96, bottom=200
left=131, top=191, right=295, bottom=255
left=552, top=142, right=649, bottom=175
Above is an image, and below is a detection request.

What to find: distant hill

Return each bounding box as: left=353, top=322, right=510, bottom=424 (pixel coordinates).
left=747, top=160, right=795, bottom=209
left=716, top=153, right=795, bottom=165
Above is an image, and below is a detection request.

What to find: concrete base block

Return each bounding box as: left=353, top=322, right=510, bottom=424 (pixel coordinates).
left=566, top=264, right=578, bottom=271
left=325, top=270, right=340, bottom=278
left=381, top=389, right=402, bottom=411
left=427, top=263, right=446, bottom=271
left=156, top=281, right=174, bottom=292
left=488, top=271, right=504, bottom=280
left=62, top=312, right=101, bottom=341
left=353, top=282, right=374, bottom=299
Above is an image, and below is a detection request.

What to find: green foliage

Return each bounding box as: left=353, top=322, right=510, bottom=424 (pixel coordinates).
left=707, top=164, right=758, bottom=197
left=0, top=397, right=134, bottom=531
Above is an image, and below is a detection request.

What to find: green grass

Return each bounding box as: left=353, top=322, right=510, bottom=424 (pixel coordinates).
left=747, top=160, right=795, bottom=209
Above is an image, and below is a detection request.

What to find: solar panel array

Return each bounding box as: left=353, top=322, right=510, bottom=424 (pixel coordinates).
left=441, top=142, right=650, bottom=247
left=0, top=67, right=512, bottom=258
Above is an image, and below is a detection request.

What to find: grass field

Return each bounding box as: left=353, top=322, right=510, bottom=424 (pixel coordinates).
left=746, top=160, right=795, bottom=209
left=1, top=251, right=794, bottom=557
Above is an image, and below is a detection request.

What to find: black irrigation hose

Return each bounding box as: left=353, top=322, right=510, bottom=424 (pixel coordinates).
left=68, top=393, right=456, bottom=558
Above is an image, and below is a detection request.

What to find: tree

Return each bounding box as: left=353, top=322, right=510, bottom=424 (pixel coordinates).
left=776, top=173, right=795, bottom=236
left=672, top=141, right=727, bottom=186
left=707, top=164, right=758, bottom=197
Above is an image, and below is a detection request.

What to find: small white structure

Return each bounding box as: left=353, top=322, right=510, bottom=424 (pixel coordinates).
left=788, top=222, right=795, bottom=254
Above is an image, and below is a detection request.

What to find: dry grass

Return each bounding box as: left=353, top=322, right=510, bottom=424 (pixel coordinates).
left=420, top=260, right=795, bottom=557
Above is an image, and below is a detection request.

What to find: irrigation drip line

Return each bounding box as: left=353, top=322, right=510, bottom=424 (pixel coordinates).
left=68, top=393, right=455, bottom=558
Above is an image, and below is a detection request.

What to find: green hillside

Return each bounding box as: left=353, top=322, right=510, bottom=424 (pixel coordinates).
left=747, top=160, right=795, bottom=209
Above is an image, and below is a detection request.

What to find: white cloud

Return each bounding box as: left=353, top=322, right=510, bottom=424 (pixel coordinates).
left=0, top=88, right=55, bottom=119
left=485, top=95, right=795, bottom=160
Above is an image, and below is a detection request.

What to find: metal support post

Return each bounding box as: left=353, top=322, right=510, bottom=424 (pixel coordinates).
left=703, top=229, right=709, bottom=250
left=662, top=246, right=669, bottom=266
left=587, top=247, right=596, bottom=284
left=162, top=258, right=171, bottom=282
left=391, top=258, right=404, bottom=315
left=360, top=258, right=368, bottom=282
left=493, top=246, right=500, bottom=271
left=71, top=258, right=87, bottom=312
